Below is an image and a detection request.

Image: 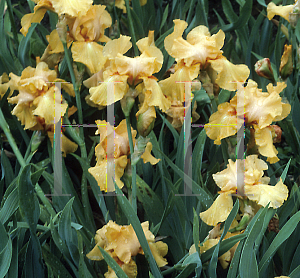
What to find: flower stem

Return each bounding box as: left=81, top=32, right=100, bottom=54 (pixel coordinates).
left=0, top=108, right=56, bottom=217
left=62, top=43, right=92, bottom=221
left=125, top=115, right=137, bottom=213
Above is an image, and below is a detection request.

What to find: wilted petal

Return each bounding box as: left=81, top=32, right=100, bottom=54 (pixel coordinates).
left=267, top=2, right=294, bottom=22
left=245, top=178, right=288, bottom=208
left=0, top=73, right=10, bottom=98
left=200, top=193, right=233, bottom=226
left=140, top=142, right=160, bottom=165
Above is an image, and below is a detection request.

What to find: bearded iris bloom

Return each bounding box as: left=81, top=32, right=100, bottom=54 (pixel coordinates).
left=20, top=0, right=93, bottom=36
left=204, top=80, right=291, bottom=163
left=162, top=19, right=250, bottom=92
left=200, top=155, right=289, bottom=226
left=47, top=5, right=112, bottom=74
left=87, top=221, right=168, bottom=277
left=85, top=31, right=171, bottom=118
left=88, top=120, right=159, bottom=192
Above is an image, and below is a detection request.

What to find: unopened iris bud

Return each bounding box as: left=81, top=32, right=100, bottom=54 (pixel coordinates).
left=137, top=106, right=156, bottom=137
left=254, top=58, right=275, bottom=83
left=31, top=130, right=46, bottom=153
left=271, top=125, right=282, bottom=143
left=56, top=15, right=68, bottom=44
left=121, top=88, right=137, bottom=117
left=279, top=44, right=293, bottom=80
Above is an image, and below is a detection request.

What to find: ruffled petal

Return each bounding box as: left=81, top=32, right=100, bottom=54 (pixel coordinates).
left=32, top=86, right=68, bottom=125
left=209, top=56, right=250, bottom=91
left=105, top=222, right=140, bottom=264
left=103, top=35, right=132, bottom=59
left=254, top=125, right=279, bottom=164
left=204, top=102, right=242, bottom=145
left=165, top=19, right=224, bottom=67
left=141, top=77, right=171, bottom=112
left=50, top=0, right=93, bottom=17
left=88, top=156, right=128, bottom=192
left=72, top=41, right=106, bottom=74
left=200, top=193, right=233, bottom=226
left=245, top=178, right=288, bottom=208
left=20, top=0, right=52, bottom=36
left=88, top=75, right=129, bottom=106
left=212, top=159, right=237, bottom=192
left=158, top=62, right=200, bottom=102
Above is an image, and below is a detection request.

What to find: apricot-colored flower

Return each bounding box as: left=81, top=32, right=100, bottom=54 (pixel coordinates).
left=85, top=31, right=170, bottom=113
left=20, top=0, right=93, bottom=36
left=200, top=155, right=288, bottom=226
left=164, top=19, right=250, bottom=91
left=205, top=80, right=290, bottom=162
left=87, top=221, right=168, bottom=277
left=89, top=120, right=159, bottom=192
left=7, top=61, right=74, bottom=130
left=45, top=5, right=112, bottom=74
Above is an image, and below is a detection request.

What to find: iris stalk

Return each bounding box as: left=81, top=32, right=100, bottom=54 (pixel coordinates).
left=125, top=115, right=137, bottom=213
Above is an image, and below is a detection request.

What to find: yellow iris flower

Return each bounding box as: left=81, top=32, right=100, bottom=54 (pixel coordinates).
left=85, top=31, right=171, bottom=114
left=205, top=80, right=291, bottom=162
left=7, top=61, right=74, bottom=130
left=200, top=155, right=289, bottom=226
left=20, top=0, right=93, bottom=36
left=7, top=61, right=77, bottom=156
left=88, top=120, right=159, bottom=192
left=47, top=5, right=112, bottom=74
left=87, top=221, right=168, bottom=277
left=164, top=19, right=250, bottom=91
